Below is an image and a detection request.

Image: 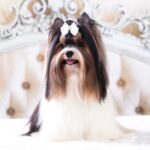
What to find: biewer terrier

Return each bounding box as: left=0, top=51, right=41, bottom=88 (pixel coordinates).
left=26, top=12, right=124, bottom=141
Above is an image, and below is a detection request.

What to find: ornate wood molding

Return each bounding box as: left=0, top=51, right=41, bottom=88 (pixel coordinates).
left=0, top=0, right=150, bottom=62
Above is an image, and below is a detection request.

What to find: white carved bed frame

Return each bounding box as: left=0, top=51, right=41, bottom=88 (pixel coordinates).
left=0, top=0, right=150, bottom=60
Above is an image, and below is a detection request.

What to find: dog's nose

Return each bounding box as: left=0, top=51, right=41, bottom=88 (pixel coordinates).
left=66, top=51, right=74, bottom=58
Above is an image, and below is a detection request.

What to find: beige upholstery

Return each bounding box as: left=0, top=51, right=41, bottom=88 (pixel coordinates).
left=0, top=45, right=45, bottom=118
left=107, top=51, right=150, bottom=115
left=0, top=0, right=150, bottom=118
left=0, top=43, right=150, bottom=118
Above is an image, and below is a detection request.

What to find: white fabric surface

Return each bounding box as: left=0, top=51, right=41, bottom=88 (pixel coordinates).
left=0, top=116, right=150, bottom=150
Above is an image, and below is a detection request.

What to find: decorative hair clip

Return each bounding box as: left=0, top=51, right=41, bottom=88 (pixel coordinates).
left=60, top=22, right=79, bottom=36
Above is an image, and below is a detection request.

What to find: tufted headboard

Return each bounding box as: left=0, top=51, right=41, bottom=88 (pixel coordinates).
left=0, top=0, right=150, bottom=118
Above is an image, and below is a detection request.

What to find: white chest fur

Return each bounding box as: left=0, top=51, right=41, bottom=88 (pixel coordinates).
left=39, top=74, right=123, bottom=141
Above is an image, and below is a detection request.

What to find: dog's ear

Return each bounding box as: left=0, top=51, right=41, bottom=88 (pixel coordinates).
left=47, top=17, right=63, bottom=54
left=52, top=17, right=64, bottom=28
left=77, top=12, right=96, bottom=32
left=77, top=12, right=91, bottom=24
left=49, top=17, right=64, bottom=40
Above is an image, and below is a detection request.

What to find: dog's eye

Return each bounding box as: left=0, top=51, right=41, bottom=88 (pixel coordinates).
left=77, top=41, right=85, bottom=48
left=55, top=44, right=64, bottom=53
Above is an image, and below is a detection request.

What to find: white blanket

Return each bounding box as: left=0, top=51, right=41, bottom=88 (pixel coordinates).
left=0, top=116, right=150, bottom=150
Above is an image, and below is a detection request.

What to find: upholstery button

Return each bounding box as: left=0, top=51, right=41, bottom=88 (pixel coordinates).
left=37, top=54, right=44, bottom=62
left=22, top=82, right=30, bottom=89
left=6, top=107, right=15, bottom=116
left=135, top=106, right=144, bottom=114
left=117, top=78, right=126, bottom=87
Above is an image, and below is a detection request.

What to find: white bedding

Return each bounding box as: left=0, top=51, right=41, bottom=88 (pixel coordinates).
left=0, top=116, right=150, bottom=150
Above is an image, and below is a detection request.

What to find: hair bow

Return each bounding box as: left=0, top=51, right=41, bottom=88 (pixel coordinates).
left=60, top=22, right=79, bottom=36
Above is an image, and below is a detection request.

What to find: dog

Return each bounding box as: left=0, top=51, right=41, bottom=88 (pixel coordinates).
left=25, top=12, right=124, bottom=141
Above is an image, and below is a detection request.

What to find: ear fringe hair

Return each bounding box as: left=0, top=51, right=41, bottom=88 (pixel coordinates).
left=45, top=18, right=64, bottom=99
left=77, top=13, right=109, bottom=100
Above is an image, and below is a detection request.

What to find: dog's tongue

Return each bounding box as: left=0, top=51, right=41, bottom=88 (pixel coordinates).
left=66, top=59, right=74, bottom=65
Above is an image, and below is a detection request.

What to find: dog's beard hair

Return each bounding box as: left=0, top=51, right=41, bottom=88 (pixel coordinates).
left=48, top=55, right=66, bottom=99
left=46, top=45, right=106, bottom=101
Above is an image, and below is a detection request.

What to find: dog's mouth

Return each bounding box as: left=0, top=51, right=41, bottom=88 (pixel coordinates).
left=63, top=59, right=79, bottom=65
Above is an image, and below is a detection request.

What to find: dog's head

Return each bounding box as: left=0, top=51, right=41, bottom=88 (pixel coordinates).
left=45, top=12, right=108, bottom=101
